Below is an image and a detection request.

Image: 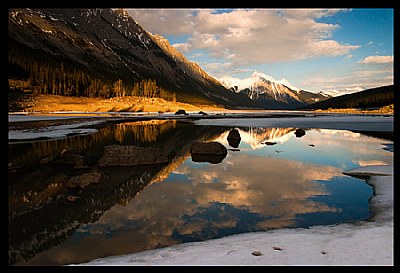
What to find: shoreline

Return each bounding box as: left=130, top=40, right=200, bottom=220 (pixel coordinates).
left=75, top=164, right=393, bottom=266
left=8, top=112, right=394, bottom=144
left=9, top=94, right=394, bottom=116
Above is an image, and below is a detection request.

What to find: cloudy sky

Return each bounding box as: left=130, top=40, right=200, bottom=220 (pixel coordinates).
left=126, top=8, right=393, bottom=93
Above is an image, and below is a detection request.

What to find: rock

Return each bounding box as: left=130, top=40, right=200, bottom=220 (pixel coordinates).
left=228, top=138, right=240, bottom=148
left=252, top=251, right=263, bottom=256
left=190, top=142, right=227, bottom=156
left=294, top=128, right=306, bottom=138
left=175, top=109, right=187, bottom=115
left=227, top=129, right=241, bottom=148
left=264, top=141, right=277, bottom=146
left=66, top=172, right=102, bottom=188
left=98, top=145, right=168, bottom=167
left=190, top=141, right=227, bottom=164
left=227, top=129, right=241, bottom=140
left=191, top=154, right=227, bottom=164
left=198, top=111, right=208, bottom=115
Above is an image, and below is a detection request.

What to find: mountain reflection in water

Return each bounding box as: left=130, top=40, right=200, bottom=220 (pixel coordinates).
left=8, top=121, right=393, bottom=265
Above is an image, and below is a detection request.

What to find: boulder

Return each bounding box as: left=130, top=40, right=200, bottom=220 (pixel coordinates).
left=191, top=154, right=226, bottom=164
left=175, top=109, right=187, bottom=115
left=66, top=172, right=102, bottom=188
left=294, top=128, right=306, bottom=138
left=227, top=129, right=241, bottom=140
left=190, top=142, right=227, bottom=156
left=264, top=141, right=277, bottom=146
left=227, top=129, right=241, bottom=148
left=98, top=145, right=168, bottom=167
left=190, top=142, right=227, bottom=164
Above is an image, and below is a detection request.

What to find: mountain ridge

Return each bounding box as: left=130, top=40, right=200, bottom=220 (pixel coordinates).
left=300, top=85, right=394, bottom=110
left=219, top=71, right=331, bottom=109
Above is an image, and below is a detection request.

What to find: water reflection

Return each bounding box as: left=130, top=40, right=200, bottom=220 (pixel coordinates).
left=8, top=120, right=178, bottom=167
left=8, top=122, right=393, bottom=265
left=114, top=120, right=177, bottom=143
left=8, top=120, right=226, bottom=265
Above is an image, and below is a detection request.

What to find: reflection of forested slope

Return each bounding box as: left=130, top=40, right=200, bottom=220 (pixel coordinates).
left=8, top=121, right=227, bottom=265
left=9, top=120, right=177, bottom=167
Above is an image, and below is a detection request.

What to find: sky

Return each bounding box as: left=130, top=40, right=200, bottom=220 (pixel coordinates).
left=126, top=8, right=394, bottom=94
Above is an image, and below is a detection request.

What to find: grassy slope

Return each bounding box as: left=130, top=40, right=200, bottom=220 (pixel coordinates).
left=12, top=94, right=227, bottom=113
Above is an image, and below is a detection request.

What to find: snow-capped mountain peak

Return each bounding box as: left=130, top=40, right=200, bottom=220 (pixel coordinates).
left=218, top=71, right=329, bottom=109
left=250, top=71, right=277, bottom=83
left=277, top=78, right=301, bottom=92
left=219, top=71, right=301, bottom=103
left=220, top=71, right=300, bottom=93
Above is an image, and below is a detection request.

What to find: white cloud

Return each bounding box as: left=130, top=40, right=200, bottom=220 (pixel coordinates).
left=126, top=9, right=195, bottom=35
left=172, top=43, right=192, bottom=53
left=127, top=8, right=359, bottom=67
left=358, top=55, right=394, bottom=64
left=301, top=67, right=393, bottom=93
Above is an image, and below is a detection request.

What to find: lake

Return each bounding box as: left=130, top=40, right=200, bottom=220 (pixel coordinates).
left=8, top=117, right=393, bottom=265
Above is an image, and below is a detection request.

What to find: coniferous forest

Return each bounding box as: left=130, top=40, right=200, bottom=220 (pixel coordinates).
left=300, top=85, right=394, bottom=110
left=8, top=42, right=176, bottom=102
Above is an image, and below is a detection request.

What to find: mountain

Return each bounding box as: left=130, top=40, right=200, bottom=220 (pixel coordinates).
left=300, top=85, right=394, bottom=110
left=8, top=8, right=253, bottom=108
left=219, top=72, right=330, bottom=109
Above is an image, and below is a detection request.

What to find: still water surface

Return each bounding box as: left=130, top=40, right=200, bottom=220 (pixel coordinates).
left=8, top=120, right=393, bottom=265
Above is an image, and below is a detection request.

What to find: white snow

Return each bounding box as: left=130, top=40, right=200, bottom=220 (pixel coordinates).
left=9, top=122, right=100, bottom=142
left=277, top=78, right=301, bottom=92
left=319, top=89, right=360, bottom=97
left=73, top=164, right=394, bottom=266
left=219, top=71, right=300, bottom=93
left=8, top=117, right=105, bottom=142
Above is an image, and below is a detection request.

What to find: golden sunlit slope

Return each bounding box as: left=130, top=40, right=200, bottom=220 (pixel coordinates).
left=20, top=95, right=226, bottom=113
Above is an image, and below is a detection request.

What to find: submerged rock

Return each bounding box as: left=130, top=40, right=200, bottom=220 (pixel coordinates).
left=98, top=145, right=168, bottom=167
left=66, top=172, right=102, bottom=188
left=40, top=147, right=89, bottom=169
